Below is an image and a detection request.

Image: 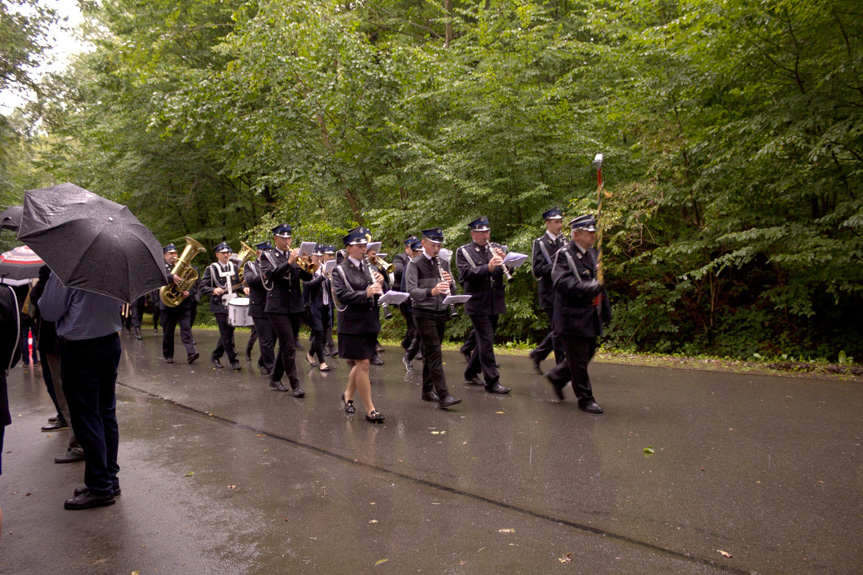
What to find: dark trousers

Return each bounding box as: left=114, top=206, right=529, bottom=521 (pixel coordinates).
left=212, top=312, right=238, bottom=362
left=465, top=314, right=500, bottom=385
left=399, top=304, right=416, bottom=349
left=161, top=306, right=196, bottom=359
left=415, top=312, right=449, bottom=396
left=269, top=313, right=301, bottom=387
left=533, top=308, right=565, bottom=364
left=546, top=335, right=598, bottom=406
left=246, top=325, right=258, bottom=356
left=308, top=305, right=331, bottom=363
left=61, top=333, right=121, bottom=496
left=251, top=317, right=275, bottom=372
left=130, top=296, right=146, bottom=328
left=405, top=314, right=422, bottom=362
left=460, top=329, right=476, bottom=356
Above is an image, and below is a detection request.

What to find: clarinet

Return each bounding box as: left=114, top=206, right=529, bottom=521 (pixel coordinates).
left=435, top=257, right=458, bottom=318
left=364, top=257, right=389, bottom=317
left=491, top=243, right=514, bottom=282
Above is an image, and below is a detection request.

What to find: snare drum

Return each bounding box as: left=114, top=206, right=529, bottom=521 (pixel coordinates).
left=227, top=298, right=253, bottom=327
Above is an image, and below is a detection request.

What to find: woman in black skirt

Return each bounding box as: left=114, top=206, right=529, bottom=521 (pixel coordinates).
left=331, top=229, right=385, bottom=423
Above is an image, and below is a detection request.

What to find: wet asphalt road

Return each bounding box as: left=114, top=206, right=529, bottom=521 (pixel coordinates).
left=1, top=329, right=861, bottom=574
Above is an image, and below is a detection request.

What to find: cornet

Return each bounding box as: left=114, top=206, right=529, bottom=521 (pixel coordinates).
left=491, top=242, right=514, bottom=282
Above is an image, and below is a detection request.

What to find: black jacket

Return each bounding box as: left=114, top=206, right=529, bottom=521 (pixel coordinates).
left=331, top=259, right=380, bottom=335
left=243, top=259, right=268, bottom=319
left=532, top=232, right=565, bottom=311
left=551, top=243, right=612, bottom=338
left=456, top=241, right=506, bottom=316
left=303, top=271, right=330, bottom=332
left=260, top=250, right=313, bottom=315
left=159, top=262, right=194, bottom=311
left=405, top=254, right=457, bottom=314
left=200, top=261, right=242, bottom=315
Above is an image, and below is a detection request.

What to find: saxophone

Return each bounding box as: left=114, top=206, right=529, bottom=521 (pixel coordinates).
left=159, top=237, right=206, bottom=307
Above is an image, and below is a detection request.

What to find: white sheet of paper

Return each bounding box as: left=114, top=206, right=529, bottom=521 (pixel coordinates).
left=299, top=241, right=317, bottom=257
left=442, top=294, right=471, bottom=305
left=502, top=252, right=529, bottom=269
left=378, top=290, right=410, bottom=305
left=323, top=260, right=337, bottom=273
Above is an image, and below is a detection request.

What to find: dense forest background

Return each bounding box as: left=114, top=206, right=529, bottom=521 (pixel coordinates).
left=2, top=0, right=861, bottom=361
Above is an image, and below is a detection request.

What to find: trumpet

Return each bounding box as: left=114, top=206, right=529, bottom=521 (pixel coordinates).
left=435, top=257, right=458, bottom=318
left=296, top=254, right=319, bottom=274
left=491, top=242, right=514, bottom=282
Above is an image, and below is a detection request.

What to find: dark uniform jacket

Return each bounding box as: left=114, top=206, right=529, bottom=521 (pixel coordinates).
left=159, top=262, right=194, bottom=311
left=243, top=259, right=268, bottom=319
left=303, top=270, right=330, bottom=332
left=532, top=232, right=565, bottom=311
left=1, top=285, right=20, bottom=430
left=551, top=243, right=612, bottom=339
left=260, top=250, right=313, bottom=315
left=331, top=259, right=380, bottom=335
left=405, top=254, right=457, bottom=314
left=200, top=261, right=241, bottom=315
left=456, top=241, right=506, bottom=316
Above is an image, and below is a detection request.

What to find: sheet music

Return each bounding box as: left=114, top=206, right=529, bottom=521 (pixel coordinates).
left=323, top=260, right=337, bottom=273
left=378, top=290, right=410, bottom=305
left=442, top=294, right=471, bottom=305
left=501, top=252, right=528, bottom=269
left=299, top=241, right=317, bottom=257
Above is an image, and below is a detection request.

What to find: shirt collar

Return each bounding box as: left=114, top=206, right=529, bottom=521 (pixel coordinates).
left=422, top=249, right=434, bottom=260
left=545, top=230, right=559, bottom=242
left=348, top=256, right=363, bottom=268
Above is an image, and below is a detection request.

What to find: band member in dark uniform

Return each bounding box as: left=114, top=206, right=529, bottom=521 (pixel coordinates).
left=404, top=228, right=462, bottom=407
left=243, top=241, right=275, bottom=376
left=160, top=244, right=199, bottom=364
left=129, top=294, right=145, bottom=340
left=456, top=216, right=511, bottom=394
left=331, top=229, right=385, bottom=423
left=529, top=207, right=566, bottom=373
left=545, top=214, right=612, bottom=413
left=261, top=224, right=313, bottom=396
left=200, top=242, right=242, bottom=371
left=394, top=236, right=422, bottom=370
left=303, top=244, right=331, bottom=372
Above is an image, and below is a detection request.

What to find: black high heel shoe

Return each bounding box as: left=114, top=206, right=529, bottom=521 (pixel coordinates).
left=365, top=410, right=385, bottom=424
left=341, top=393, right=355, bottom=414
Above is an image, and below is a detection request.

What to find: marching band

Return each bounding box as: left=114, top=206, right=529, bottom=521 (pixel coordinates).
left=147, top=208, right=611, bottom=423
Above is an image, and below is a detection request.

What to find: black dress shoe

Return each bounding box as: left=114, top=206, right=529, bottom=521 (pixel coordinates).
left=365, top=410, right=385, bottom=423
left=54, top=449, right=84, bottom=464
left=291, top=384, right=305, bottom=398
left=294, top=342, right=303, bottom=350
left=529, top=351, right=542, bottom=374
left=306, top=354, right=318, bottom=367
left=64, top=491, right=115, bottom=510
left=260, top=367, right=269, bottom=376
left=134, top=327, right=142, bottom=340
left=371, top=355, right=384, bottom=366
left=438, top=393, right=462, bottom=408
left=42, top=420, right=69, bottom=432
left=485, top=382, right=511, bottom=394
left=269, top=380, right=288, bottom=392
left=375, top=344, right=385, bottom=353
left=153, top=327, right=159, bottom=333
left=466, top=376, right=484, bottom=386
left=547, top=377, right=565, bottom=401
left=415, top=352, right=423, bottom=361
left=341, top=393, right=356, bottom=414
left=402, top=354, right=414, bottom=371
left=75, top=485, right=121, bottom=497
left=245, top=353, right=252, bottom=361
left=165, top=357, right=174, bottom=364
left=212, top=357, right=224, bottom=369
left=187, top=352, right=200, bottom=365
left=421, top=391, right=440, bottom=402
left=231, top=361, right=241, bottom=371
left=579, top=401, right=604, bottom=414
left=48, top=416, right=59, bottom=423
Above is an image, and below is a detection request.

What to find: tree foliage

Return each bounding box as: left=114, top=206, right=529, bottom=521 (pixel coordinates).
left=9, top=0, right=862, bottom=359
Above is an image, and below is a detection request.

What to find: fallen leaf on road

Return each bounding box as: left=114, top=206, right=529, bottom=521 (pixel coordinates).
left=227, top=485, right=237, bottom=489
left=185, top=471, right=194, bottom=477
left=559, top=553, right=573, bottom=563
left=498, top=528, right=515, bottom=533
left=643, top=446, right=654, bottom=455
left=369, top=519, right=378, bottom=523
left=495, top=411, right=505, bottom=414
left=717, top=550, right=732, bottom=558
left=375, top=558, right=388, bottom=566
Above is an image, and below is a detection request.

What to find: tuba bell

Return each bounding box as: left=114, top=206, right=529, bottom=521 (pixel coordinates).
left=234, top=241, right=256, bottom=283
left=159, top=237, right=206, bottom=307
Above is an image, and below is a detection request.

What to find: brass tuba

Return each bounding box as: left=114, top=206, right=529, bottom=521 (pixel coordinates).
left=234, top=241, right=256, bottom=283
left=159, top=237, right=206, bottom=307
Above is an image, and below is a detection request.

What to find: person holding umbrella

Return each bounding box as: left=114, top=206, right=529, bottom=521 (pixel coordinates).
left=38, top=272, right=124, bottom=509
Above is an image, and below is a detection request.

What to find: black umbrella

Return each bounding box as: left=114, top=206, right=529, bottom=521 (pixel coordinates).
left=0, top=205, right=22, bottom=233
left=17, top=182, right=167, bottom=302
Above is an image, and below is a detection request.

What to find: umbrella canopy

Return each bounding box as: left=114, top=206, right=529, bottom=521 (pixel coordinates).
left=17, top=182, right=168, bottom=302
left=0, top=245, right=44, bottom=281
left=1, top=206, right=23, bottom=233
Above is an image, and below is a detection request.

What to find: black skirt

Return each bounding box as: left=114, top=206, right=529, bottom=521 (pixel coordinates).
left=338, top=333, right=377, bottom=360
